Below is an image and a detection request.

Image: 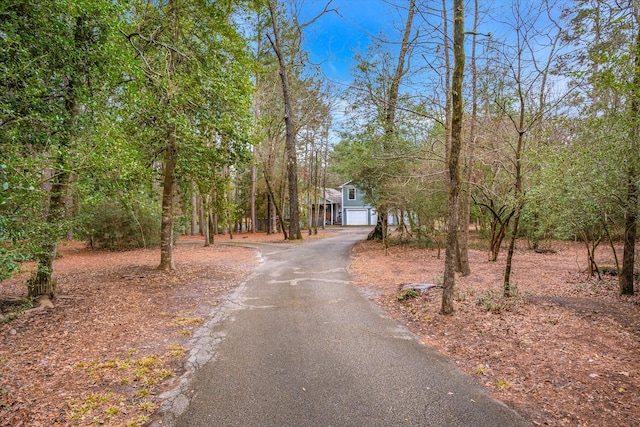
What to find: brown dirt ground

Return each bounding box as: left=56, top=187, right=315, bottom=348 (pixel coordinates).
left=350, top=233, right=640, bottom=427
left=1, top=228, right=638, bottom=426
left=0, top=229, right=335, bottom=427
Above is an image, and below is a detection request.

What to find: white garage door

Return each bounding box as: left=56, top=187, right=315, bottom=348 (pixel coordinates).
left=346, top=209, right=368, bottom=225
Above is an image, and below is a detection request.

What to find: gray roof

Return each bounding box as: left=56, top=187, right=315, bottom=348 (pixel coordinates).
left=324, top=188, right=342, bottom=204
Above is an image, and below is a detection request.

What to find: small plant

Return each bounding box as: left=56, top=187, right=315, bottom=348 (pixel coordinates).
left=66, top=352, right=174, bottom=426
left=154, top=369, right=173, bottom=380
left=454, top=289, right=467, bottom=302
left=179, top=330, right=193, bottom=336
left=136, top=388, right=152, bottom=398
left=476, top=289, right=504, bottom=314
left=126, top=415, right=150, bottom=427
left=476, top=286, right=528, bottom=314
left=0, top=297, right=35, bottom=325
left=142, top=376, right=157, bottom=386
left=87, top=369, right=101, bottom=384
left=397, top=288, right=419, bottom=301
left=88, top=393, right=112, bottom=405
left=167, top=343, right=186, bottom=358
left=173, top=316, right=204, bottom=327
left=495, top=379, right=510, bottom=389
left=599, top=266, right=617, bottom=276
left=106, top=405, right=121, bottom=418
left=134, top=367, right=150, bottom=381
left=135, top=354, right=159, bottom=368
left=99, top=359, right=118, bottom=369
left=67, top=392, right=113, bottom=420
left=139, top=401, right=156, bottom=412
left=475, top=365, right=488, bottom=376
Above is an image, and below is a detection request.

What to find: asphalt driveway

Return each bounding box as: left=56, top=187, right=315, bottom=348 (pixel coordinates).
left=154, top=228, right=530, bottom=427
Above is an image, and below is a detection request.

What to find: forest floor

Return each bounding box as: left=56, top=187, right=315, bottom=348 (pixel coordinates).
left=350, top=233, right=640, bottom=427
left=0, top=228, right=638, bottom=426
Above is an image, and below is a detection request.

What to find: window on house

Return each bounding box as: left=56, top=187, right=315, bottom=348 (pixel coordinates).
left=348, top=188, right=356, bottom=200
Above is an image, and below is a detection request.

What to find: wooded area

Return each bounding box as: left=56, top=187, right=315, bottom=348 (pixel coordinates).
left=1, top=0, right=639, bottom=312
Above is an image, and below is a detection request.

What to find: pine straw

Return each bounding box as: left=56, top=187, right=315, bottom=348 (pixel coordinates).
left=350, top=237, right=640, bottom=427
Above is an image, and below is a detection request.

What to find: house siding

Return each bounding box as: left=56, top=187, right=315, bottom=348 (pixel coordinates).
left=341, top=183, right=376, bottom=226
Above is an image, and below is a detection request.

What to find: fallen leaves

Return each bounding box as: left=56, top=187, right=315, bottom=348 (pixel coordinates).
left=0, top=239, right=260, bottom=426
left=350, top=237, right=640, bottom=427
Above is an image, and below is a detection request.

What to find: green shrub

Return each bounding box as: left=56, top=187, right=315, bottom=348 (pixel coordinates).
left=83, top=198, right=160, bottom=250
left=476, top=285, right=528, bottom=314
left=397, top=288, right=419, bottom=301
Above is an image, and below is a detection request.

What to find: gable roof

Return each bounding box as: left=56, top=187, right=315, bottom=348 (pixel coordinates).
left=324, top=188, right=342, bottom=204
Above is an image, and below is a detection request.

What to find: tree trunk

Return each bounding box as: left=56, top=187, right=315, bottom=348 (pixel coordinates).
left=620, top=174, right=637, bottom=294
left=441, top=0, right=452, bottom=169
left=313, top=150, right=320, bottom=234
left=271, top=196, right=277, bottom=234
left=213, top=208, right=218, bottom=236
left=368, top=212, right=387, bottom=240
left=456, top=0, right=478, bottom=277
left=228, top=180, right=235, bottom=239
left=307, top=131, right=313, bottom=236
left=251, top=158, right=257, bottom=233
left=263, top=169, right=288, bottom=239
left=503, top=133, right=525, bottom=296
left=441, top=0, right=465, bottom=315
left=191, top=182, right=198, bottom=236
left=367, top=0, right=415, bottom=241
left=580, top=231, right=602, bottom=278
left=209, top=209, right=215, bottom=244
left=158, top=0, right=179, bottom=270
left=199, top=195, right=205, bottom=235
left=267, top=193, right=272, bottom=234
left=321, top=131, right=328, bottom=229
left=267, top=0, right=301, bottom=240
left=65, top=173, right=76, bottom=241
left=490, top=221, right=508, bottom=261
left=503, top=205, right=522, bottom=296
left=29, top=162, right=69, bottom=297
left=158, top=129, right=177, bottom=270
left=203, top=196, right=211, bottom=247
left=29, top=82, right=80, bottom=297
left=620, top=21, right=640, bottom=295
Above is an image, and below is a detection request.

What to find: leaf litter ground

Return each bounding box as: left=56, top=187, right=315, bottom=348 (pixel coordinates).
left=350, top=235, right=640, bottom=427
left=1, top=229, right=639, bottom=426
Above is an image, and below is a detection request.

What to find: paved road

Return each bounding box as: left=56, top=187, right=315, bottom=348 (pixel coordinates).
left=156, top=228, right=530, bottom=427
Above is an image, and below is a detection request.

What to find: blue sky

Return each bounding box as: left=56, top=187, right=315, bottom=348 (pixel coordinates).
left=295, top=0, right=567, bottom=88
left=293, top=0, right=569, bottom=138
left=298, top=0, right=401, bottom=86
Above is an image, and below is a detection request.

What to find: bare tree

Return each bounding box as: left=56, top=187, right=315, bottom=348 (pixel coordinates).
left=266, top=0, right=303, bottom=240
left=367, top=0, right=417, bottom=241
left=456, top=0, right=480, bottom=277
left=498, top=2, right=564, bottom=296
left=266, top=0, right=335, bottom=240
